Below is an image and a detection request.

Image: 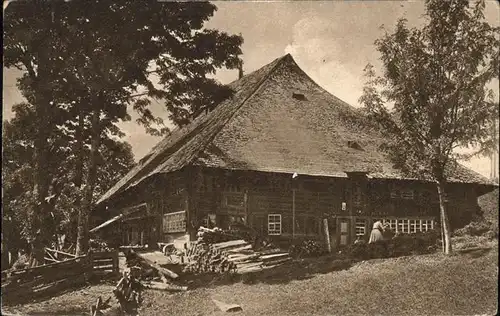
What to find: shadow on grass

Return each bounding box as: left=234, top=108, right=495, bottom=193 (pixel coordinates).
left=2, top=283, right=90, bottom=307
left=179, top=255, right=356, bottom=289
left=2, top=273, right=119, bottom=307
left=26, top=307, right=89, bottom=316
left=455, top=246, right=492, bottom=258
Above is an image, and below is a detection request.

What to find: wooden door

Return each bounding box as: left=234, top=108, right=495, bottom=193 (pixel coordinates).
left=337, top=218, right=351, bottom=246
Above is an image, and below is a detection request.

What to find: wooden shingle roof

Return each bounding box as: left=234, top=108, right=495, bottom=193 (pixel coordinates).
left=97, top=54, right=494, bottom=205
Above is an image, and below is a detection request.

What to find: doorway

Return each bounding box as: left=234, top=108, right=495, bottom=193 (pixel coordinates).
left=337, top=217, right=351, bottom=247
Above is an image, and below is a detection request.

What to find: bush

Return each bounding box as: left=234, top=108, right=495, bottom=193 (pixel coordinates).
left=453, top=220, right=496, bottom=238
left=289, top=239, right=326, bottom=258
left=485, top=225, right=499, bottom=240
left=346, top=230, right=439, bottom=261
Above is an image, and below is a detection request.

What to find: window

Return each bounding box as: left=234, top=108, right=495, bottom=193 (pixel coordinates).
left=381, top=218, right=434, bottom=233
left=391, top=189, right=414, bottom=199
left=355, top=219, right=366, bottom=236
left=421, top=219, right=434, bottom=232
left=401, top=190, right=414, bottom=200
left=226, top=184, right=241, bottom=193
left=224, top=193, right=244, bottom=209
left=399, top=219, right=410, bottom=233
left=163, top=211, right=186, bottom=233
left=268, top=214, right=282, bottom=235
left=409, top=219, right=419, bottom=233
left=390, top=190, right=399, bottom=199
left=382, top=219, right=397, bottom=231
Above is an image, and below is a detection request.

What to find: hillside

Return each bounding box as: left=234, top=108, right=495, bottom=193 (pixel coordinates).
left=4, top=246, right=498, bottom=316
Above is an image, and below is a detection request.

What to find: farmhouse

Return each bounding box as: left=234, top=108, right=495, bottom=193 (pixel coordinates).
left=93, top=54, right=496, bottom=249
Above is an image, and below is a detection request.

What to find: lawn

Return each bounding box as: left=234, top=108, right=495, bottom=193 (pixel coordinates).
left=3, top=245, right=498, bottom=316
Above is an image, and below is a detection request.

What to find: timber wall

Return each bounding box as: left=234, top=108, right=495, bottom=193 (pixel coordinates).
left=134, top=167, right=482, bottom=248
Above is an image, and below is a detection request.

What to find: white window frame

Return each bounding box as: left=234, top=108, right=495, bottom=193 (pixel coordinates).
left=400, top=189, right=414, bottom=200
left=163, top=211, right=186, bottom=233
left=382, top=219, right=397, bottom=231
left=355, top=219, right=366, bottom=237
left=382, top=218, right=434, bottom=233
left=390, top=190, right=399, bottom=199
left=268, top=214, right=282, bottom=235
left=409, top=219, right=418, bottom=233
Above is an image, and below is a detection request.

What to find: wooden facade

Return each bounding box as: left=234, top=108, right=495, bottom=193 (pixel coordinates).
left=106, top=166, right=483, bottom=250
left=93, top=54, right=494, bottom=250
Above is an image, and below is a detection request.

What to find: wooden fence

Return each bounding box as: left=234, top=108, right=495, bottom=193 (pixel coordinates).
left=1, top=250, right=120, bottom=305
left=1, top=255, right=92, bottom=305
left=90, top=250, right=119, bottom=274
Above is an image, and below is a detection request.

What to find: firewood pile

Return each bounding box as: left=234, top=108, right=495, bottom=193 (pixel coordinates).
left=184, top=227, right=292, bottom=275
left=183, top=241, right=237, bottom=274
left=196, top=226, right=236, bottom=244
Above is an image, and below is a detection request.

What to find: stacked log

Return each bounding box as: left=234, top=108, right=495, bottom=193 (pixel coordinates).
left=196, top=227, right=235, bottom=244
left=185, top=236, right=292, bottom=275
left=184, top=242, right=237, bottom=274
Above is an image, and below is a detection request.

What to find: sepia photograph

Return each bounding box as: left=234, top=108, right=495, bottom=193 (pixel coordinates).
left=2, top=0, right=499, bottom=315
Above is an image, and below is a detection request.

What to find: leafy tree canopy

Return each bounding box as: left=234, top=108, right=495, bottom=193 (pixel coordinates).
left=360, top=0, right=499, bottom=182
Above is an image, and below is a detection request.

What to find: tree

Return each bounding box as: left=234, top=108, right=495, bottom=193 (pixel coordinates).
left=2, top=103, right=135, bottom=259
left=3, top=0, right=243, bottom=259
left=359, top=0, right=499, bottom=254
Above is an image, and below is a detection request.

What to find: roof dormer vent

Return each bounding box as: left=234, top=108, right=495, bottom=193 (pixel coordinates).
left=347, top=141, right=363, bottom=151
left=292, top=92, right=307, bottom=101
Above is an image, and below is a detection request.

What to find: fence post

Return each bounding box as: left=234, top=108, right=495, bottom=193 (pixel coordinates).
left=87, top=250, right=93, bottom=281
left=113, top=250, right=119, bottom=275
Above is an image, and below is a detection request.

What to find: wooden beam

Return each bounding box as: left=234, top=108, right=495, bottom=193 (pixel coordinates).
left=244, top=189, right=249, bottom=224
left=323, top=218, right=331, bottom=253
left=45, top=248, right=77, bottom=258
left=292, top=189, right=296, bottom=239
left=133, top=251, right=179, bottom=279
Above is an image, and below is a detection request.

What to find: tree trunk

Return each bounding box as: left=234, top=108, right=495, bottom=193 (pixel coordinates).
left=74, top=109, right=86, bottom=187
left=436, top=181, right=452, bottom=254
left=31, top=99, right=52, bottom=266
left=76, top=108, right=101, bottom=255
left=74, top=109, right=86, bottom=255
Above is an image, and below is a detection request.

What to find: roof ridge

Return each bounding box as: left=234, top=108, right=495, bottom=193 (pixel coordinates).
left=183, top=54, right=290, bottom=168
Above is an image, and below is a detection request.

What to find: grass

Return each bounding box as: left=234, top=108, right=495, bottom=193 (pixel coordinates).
left=3, top=243, right=497, bottom=316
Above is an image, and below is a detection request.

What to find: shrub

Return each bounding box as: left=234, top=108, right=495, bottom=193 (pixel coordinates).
left=346, top=230, right=439, bottom=260
left=289, top=239, right=326, bottom=258
left=453, top=220, right=495, bottom=238
left=485, top=225, right=499, bottom=240
left=12, top=254, right=29, bottom=270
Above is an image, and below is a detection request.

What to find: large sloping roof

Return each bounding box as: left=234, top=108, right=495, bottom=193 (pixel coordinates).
left=98, top=54, right=494, bottom=205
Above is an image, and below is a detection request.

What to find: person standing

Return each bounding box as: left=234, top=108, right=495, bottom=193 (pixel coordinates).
left=369, top=220, right=385, bottom=243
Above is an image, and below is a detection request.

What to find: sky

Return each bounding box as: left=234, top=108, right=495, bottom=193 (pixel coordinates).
left=2, top=0, right=499, bottom=178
